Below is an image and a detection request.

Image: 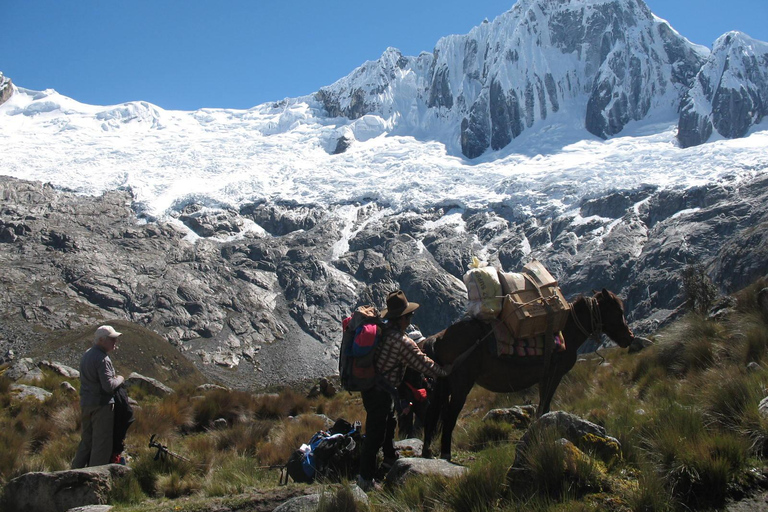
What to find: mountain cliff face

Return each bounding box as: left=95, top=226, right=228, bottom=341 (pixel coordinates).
left=678, top=32, right=768, bottom=148
left=316, top=0, right=709, bottom=158
left=0, top=73, right=12, bottom=106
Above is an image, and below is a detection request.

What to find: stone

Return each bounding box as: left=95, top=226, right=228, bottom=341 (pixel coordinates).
left=66, top=506, right=113, bottom=512
left=514, top=411, right=621, bottom=466
left=384, top=457, right=468, bottom=488
left=196, top=384, right=229, bottom=392
left=125, top=372, right=174, bottom=397
left=61, top=381, right=78, bottom=393
left=394, top=438, right=424, bottom=458
left=39, top=360, right=80, bottom=379
left=2, top=465, right=131, bottom=512
left=273, top=486, right=368, bottom=512
left=482, top=405, right=537, bottom=429
left=11, top=384, right=52, bottom=402
left=5, top=357, right=40, bottom=381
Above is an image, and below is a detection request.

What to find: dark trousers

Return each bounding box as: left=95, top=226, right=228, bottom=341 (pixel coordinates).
left=359, top=385, right=397, bottom=480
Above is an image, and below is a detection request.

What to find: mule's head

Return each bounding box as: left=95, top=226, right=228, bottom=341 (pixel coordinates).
left=596, top=288, right=634, bottom=348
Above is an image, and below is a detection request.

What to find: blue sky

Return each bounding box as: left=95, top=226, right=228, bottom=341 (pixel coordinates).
left=3, top=0, right=767, bottom=111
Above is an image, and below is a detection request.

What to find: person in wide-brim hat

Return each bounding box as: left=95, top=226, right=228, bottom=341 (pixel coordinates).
left=380, top=290, right=419, bottom=320
left=357, top=289, right=451, bottom=492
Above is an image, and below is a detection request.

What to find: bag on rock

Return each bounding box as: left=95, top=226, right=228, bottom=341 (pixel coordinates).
left=284, top=418, right=362, bottom=484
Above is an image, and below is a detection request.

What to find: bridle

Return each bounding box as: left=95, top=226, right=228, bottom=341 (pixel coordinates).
left=570, top=296, right=603, bottom=339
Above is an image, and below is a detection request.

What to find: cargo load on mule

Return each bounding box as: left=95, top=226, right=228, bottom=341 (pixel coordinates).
left=463, top=259, right=570, bottom=357
left=282, top=418, right=362, bottom=484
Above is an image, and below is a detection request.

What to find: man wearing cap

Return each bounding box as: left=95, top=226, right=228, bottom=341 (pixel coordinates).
left=357, top=290, right=452, bottom=491
left=72, top=325, right=125, bottom=468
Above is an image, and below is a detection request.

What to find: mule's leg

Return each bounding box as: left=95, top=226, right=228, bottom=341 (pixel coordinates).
left=422, top=378, right=448, bottom=458
left=439, top=377, right=473, bottom=461
left=537, top=360, right=570, bottom=416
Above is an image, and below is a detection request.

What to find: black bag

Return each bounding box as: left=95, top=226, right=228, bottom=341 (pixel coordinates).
left=113, top=386, right=135, bottom=457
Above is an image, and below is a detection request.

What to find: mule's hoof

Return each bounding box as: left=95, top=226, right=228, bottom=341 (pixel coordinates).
left=440, top=453, right=452, bottom=461
left=421, top=449, right=433, bottom=459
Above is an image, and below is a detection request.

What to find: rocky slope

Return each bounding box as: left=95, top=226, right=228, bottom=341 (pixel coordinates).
left=2, top=173, right=767, bottom=388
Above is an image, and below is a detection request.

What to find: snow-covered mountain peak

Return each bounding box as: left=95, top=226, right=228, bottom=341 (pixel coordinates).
left=316, top=0, right=710, bottom=158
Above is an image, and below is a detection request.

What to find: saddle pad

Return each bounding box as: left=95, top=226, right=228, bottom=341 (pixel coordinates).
left=492, top=319, right=566, bottom=357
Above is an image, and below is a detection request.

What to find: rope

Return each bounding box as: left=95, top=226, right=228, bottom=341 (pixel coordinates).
left=570, top=296, right=603, bottom=339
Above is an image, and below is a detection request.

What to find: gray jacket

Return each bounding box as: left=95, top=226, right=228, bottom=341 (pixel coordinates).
left=79, top=345, right=124, bottom=407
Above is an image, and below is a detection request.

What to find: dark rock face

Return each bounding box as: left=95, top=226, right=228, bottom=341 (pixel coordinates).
left=678, top=32, right=768, bottom=148
left=0, top=73, right=12, bottom=106
left=2, top=173, right=768, bottom=389
left=461, top=91, right=490, bottom=159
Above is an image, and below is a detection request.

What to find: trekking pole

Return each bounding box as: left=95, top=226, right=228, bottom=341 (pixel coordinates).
left=148, top=434, right=192, bottom=463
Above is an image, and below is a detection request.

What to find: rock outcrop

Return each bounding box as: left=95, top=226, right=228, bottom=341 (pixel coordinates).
left=1, top=465, right=132, bottom=512
left=384, top=458, right=468, bottom=488
left=0, top=73, right=12, bottom=106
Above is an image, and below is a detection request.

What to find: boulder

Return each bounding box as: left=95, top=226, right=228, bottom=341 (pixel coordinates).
left=394, top=438, right=424, bottom=458
left=273, top=486, right=368, bottom=512
left=482, top=405, right=537, bottom=428
left=125, top=372, right=174, bottom=397
left=11, top=384, right=52, bottom=402
left=384, top=457, right=467, bottom=488
left=39, top=360, right=80, bottom=379
left=66, top=506, right=113, bottom=512
left=514, top=411, right=621, bottom=466
left=5, top=357, right=42, bottom=381
left=2, top=465, right=131, bottom=512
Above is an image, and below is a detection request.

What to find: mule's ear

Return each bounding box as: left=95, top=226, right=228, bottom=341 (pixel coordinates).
left=592, top=289, right=599, bottom=296
left=601, top=288, right=611, bottom=299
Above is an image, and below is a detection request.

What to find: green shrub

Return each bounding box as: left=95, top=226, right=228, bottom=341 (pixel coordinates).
left=702, top=370, right=763, bottom=429
left=460, top=420, right=513, bottom=452
left=109, top=471, right=146, bottom=505
left=446, top=447, right=512, bottom=512
left=682, top=263, right=718, bottom=315
left=625, top=464, right=674, bottom=512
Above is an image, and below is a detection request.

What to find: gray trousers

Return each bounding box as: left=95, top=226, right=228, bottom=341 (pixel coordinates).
left=71, top=403, right=114, bottom=468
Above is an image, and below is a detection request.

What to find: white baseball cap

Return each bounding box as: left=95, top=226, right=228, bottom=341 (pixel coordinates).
left=94, top=325, right=122, bottom=342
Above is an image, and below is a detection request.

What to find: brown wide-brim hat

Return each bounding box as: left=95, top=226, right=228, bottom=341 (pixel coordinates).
left=381, top=290, right=420, bottom=320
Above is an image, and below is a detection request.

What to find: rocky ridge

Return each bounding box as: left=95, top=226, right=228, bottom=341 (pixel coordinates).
left=2, top=173, right=767, bottom=388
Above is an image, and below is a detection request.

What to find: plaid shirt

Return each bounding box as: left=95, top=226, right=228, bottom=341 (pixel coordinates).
left=374, top=326, right=447, bottom=388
